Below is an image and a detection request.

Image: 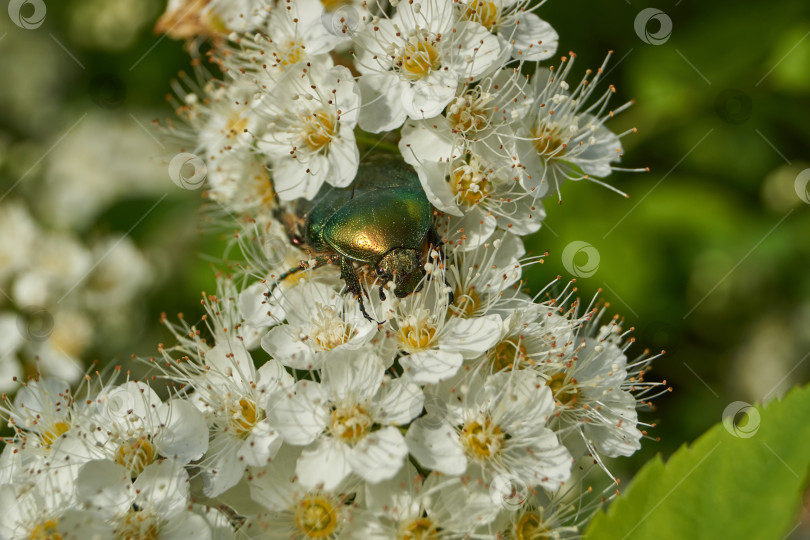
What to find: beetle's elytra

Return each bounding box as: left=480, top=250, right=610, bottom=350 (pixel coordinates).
left=273, top=158, right=443, bottom=322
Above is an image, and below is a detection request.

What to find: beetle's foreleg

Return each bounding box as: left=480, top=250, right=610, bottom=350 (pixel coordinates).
left=339, top=258, right=379, bottom=324
left=268, top=256, right=330, bottom=296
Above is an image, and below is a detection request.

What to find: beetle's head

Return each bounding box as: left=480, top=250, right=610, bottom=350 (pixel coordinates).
left=377, top=248, right=424, bottom=298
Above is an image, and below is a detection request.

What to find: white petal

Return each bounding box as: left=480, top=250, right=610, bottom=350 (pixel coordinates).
left=439, top=315, right=503, bottom=357
left=347, top=426, right=408, bottom=484
left=322, top=348, right=384, bottom=402
left=358, top=73, right=409, bottom=133
left=399, top=349, right=464, bottom=384
left=237, top=419, right=283, bottom=467
left=268, top=381, right=329, bottom=445
left=374, top=378, right=424, bottom=426
left=296, top=439, right=351, bottom=490
left=502, top=13, right=558, bottom=61
left=76, top=460, right=131, bottom=516
left=157, top=399, right=209, bottom=463
left=405, top=417, right=466, bottom=475
left=261, top=325, right=319, bottom=370
left=134, top=459, right=190, bottom=519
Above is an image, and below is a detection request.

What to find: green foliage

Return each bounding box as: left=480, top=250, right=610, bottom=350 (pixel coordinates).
left=585, top=385, right=810, bottom=540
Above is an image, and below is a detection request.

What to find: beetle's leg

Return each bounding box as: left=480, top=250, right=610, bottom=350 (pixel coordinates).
left=339, top=258, right=379, bottom=323
left=268, top=256, right=330, bottom=296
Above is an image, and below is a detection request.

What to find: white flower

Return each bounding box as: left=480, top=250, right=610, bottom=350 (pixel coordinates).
left=516, top=54, right=637, bottom=199
left=0, top=461, right=80, bottom=540
left=456, top=0, right=558, bottom=60
left=257, top=65, right=361, bottom=200
left=159, top=290, right=295, bottom=496
left=348, top=462, right=501, bottom=537
left=245, top=445, right=356, bottom=539
left=190, top=81, right=273, bottom=212
left=443, top=233, right=527, bottom=319
left=224, top=0, right=342, bottom=74
left=541, top=320, right=649, bottom=459
left=74, top=459, right=220, bottom=539
left=261, top=281, right=379, bottom=370
left=67, top=381, right=209, bottom=475
left=406, top=369, right=572, bottom=490
left=271, top=348, right=423, bottom=489
left=385, top=267, right=502, bottom=384
left=354, top=0, right=505, bottom=131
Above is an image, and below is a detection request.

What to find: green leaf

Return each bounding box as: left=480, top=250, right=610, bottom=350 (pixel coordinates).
left=585, top=385, right=810, bottom=540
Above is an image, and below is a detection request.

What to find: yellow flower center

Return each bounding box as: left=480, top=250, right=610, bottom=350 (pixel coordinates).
left=231, top=397, right=264, bottom=437
left=116, top=436, right=157, bottom=477
left=294, top=495, right=340, bottom=538
left=446, top=91, right=492, bottom=134
left=29, top=519, right=62, bottom=540
left=41, top=421, right=70, bottom=448
left=461, top=416, right=504, bottom=459
left=488, top=339, right=530, bottom=372
left=531, top=125, right=567, bottom=158
left=121, top=509, right=159, bottom=540
left=279, top=40, right=306, bottom=66
left=546, top=372, right=579, bottom=405
left=399, top=517, right=440, bottom=540
left=311, top=304, right=352, bottom=351
left=514, top=512, right=551, bottom=540
left=398, top=323, right=437, bottom=351
left=398, top=38, right=441, bottom=80
left=226, top=113, right=249, bottom=138
left=450, top=167, right=489, bottom=206
left=330, top=404, right=372, bottom=444
left=449, top=287, right=481, bottom=318
left=302, top=110, right=337, bottom=152
left=462, top=0, right=500, bottom=30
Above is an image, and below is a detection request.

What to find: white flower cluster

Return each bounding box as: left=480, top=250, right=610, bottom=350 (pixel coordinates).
left=0, top=200, right=152, bottom=392
left=0, top=0, right=666, bottom=538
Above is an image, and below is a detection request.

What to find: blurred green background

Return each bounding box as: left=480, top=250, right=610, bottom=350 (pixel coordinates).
left=0, top=0, right=809, bottom=533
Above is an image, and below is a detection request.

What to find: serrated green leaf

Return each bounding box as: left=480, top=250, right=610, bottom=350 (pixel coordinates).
left=585, top=385, right=810, bottom=540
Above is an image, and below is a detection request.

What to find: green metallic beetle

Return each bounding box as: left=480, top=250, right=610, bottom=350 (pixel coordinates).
left=273, top=158, right=443, bottom=322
